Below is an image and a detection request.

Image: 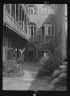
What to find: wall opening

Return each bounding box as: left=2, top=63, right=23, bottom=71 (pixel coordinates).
left=24, top=44, right=36, bottom=61
left=41, top=44, right=54, bottom=57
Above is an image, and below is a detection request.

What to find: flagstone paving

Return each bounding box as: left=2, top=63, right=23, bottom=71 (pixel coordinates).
left=3, top=62, right=52, bottom=90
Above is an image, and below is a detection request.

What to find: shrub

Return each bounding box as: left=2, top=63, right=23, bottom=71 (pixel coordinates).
left=37, top=56, right=48, bottom=66
left=3, top=58, right=23, bottom=77
left=37, top=49, right=61, bottom=78
left=52, top=69, right=67, bottom=91
left=49, top=60, right=67, bottom=91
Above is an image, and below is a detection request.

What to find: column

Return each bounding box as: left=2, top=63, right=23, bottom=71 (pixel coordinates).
left=15, top=4, right=16, bottom=21
left=24, top=11, right=25, bottom=31
left=3, top=36, right=8, bottom=61
left=3, top=46, right=8, bottom=61
left=18, top=4, right=20, bottom=22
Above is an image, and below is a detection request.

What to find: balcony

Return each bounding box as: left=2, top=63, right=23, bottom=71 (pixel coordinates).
left=3, top=7, right=29, bottom=41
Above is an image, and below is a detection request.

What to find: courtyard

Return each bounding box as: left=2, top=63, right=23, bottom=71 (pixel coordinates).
left=3, top=62, right=52, bottom=90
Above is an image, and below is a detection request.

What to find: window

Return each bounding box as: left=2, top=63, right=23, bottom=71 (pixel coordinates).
left=31, top=26, right=33, bottom=35
left=48, top=27, right=51, bottom=35
left=45, top=26, right=48, bottom=35
left=52, top=27, right=54, bottom=35
left=16, top=4, right=19, bottom=22
left=42, top=5, right=54, bottom=15
left=42, top=6, right=48, bottom=15
left=31, top=8, right=33, bottom=14
left=28, top=6, right=37, bottom=15
left=48, top=26, right=54, bottom=35
left=19, top=5, right=22, bottom=21
left=34, top=27, right=36, bottom=35
left=28, top=7, right=33, bottom=14
left=5, top=4, right=10, bottom=14
left=25, top=14, right=27, bottom=24
left=11, top=4, right=15, bottom=20
left=34, top=7, right=37, bottom=14
left=29, top=7, right=31, bottom=14
left=42, top=25, right=54, bottom=35
left=28, top=26, right=36, bottom=36
left=29, top=27, right=31, bottom=35
left=22, top=10, right=24, bottom=21
left=42, top=26, right=45, bottom=35
left=24, top=14, right=27, bottom=33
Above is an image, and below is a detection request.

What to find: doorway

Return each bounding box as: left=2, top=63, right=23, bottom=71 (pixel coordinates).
left=24, top=44, right=36, bottom=62
left=28, top=51, right=33, bottom=61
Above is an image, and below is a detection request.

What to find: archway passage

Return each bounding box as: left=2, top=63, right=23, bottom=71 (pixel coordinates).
left=24, top=44, right=36, bottom=61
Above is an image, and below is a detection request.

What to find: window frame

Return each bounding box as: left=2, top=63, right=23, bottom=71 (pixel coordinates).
left=34, top=26, right=36, bottom=35
left=28, top=7, right=33, bottom=14
left=42, top=24, right=54, bottom=36
left=31, top=26, right=33, bottom=35
left=29, top=26, right=31, bottom=36
left=28, top=25, right=37, bottom=36
left=42, top=26, right=45, bottom=35
left=28, top=6, right=37, bottom=15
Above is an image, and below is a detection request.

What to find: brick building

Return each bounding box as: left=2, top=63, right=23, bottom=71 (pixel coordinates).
left=24, top=4, right=55, bottom=61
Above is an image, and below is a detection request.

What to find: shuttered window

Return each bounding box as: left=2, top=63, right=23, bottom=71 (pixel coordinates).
left=45, top=26, right=48, bottom=35
left=48, top=27, right=51, bottom=35
left=16, top=4, right=19, bottom=22
left=42, top=26, right=45, bottom=35
left=34, top=27, right=36, bottom=35
left=31, top=26, right=33, bottom=35
left=22, top=10, right=24, bottom=21
left=29, top=27, right=31, bottom=35
left=42, top=24, right=54, bottom=35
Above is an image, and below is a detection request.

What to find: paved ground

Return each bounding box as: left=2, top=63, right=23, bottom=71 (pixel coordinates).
left=3, top=62, right=52, bottom=90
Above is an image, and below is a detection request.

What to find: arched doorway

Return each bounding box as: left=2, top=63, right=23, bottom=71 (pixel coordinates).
left=24, top=44, right=36, bottom=61
left=41, top=44, right=54, bottom=57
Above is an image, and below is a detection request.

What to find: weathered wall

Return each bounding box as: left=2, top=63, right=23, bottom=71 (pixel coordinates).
left=55, top=4, right=66, bottom=61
